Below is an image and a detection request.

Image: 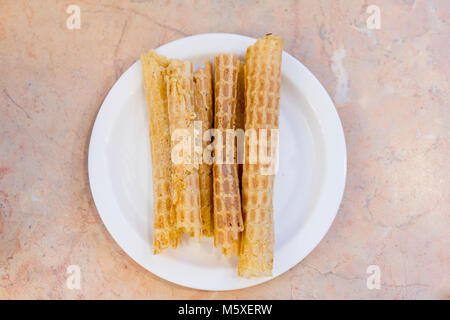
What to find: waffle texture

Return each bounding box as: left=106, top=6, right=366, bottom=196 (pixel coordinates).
left=238, top=35, right=283, bottom=277
left=141, top=51, right=180, bottom=253
left=166, top=59, right=202, bottom=240
left=193, top=62, right=214, bottom=237
left=213, top=54, right=244, bottom=257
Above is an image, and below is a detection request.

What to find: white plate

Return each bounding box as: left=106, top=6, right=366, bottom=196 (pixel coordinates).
left=88, top=33, right=346, bottom=291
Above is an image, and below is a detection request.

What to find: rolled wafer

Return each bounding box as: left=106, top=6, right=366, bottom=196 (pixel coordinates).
left=193, top=62, right=214, bottom=237
left=238, top=35, right=283, bottom=277
left=166, top=59, right=202, bottom=240
left=213, top=54, right=244, bottom=257
left=141, top=51, right=180, bottom=253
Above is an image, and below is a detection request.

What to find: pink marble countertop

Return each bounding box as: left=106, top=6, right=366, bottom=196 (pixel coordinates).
left=0, top=0, right=448, bottom=299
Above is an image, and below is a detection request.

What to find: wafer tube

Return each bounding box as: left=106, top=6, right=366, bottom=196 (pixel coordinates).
left=166, top=59, right=202, bottom=240
left=238, top=35, right=283, bottom=277
left=141, top=51, right=180, bottom=253
left=213, top=54, right=244, bottom=257
left=193, top=62, right=214, bottom=237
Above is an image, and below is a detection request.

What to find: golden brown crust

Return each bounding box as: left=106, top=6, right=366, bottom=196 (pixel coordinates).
left=141, top=51, right=181, bottom=253
left=166, top=59, right=202, bottom=240
left=238, top=35, right=283, bottom=277
left=193, top=62, right=214, bottom=237
left=213, top=54, right=244, bottom=257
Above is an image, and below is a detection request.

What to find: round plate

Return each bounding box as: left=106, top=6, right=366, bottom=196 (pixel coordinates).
left=88, top=33, right=346, bottom=291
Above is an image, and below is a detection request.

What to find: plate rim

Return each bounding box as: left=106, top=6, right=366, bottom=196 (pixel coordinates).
left=88, top=33, right=347, bottom=291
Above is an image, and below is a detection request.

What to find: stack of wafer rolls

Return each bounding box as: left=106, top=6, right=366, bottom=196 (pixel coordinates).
left=142, top=34, right=283, bottom=277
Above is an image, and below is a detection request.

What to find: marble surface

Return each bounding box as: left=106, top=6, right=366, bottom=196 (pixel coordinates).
left=0, top=0, right=449, bottom=299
